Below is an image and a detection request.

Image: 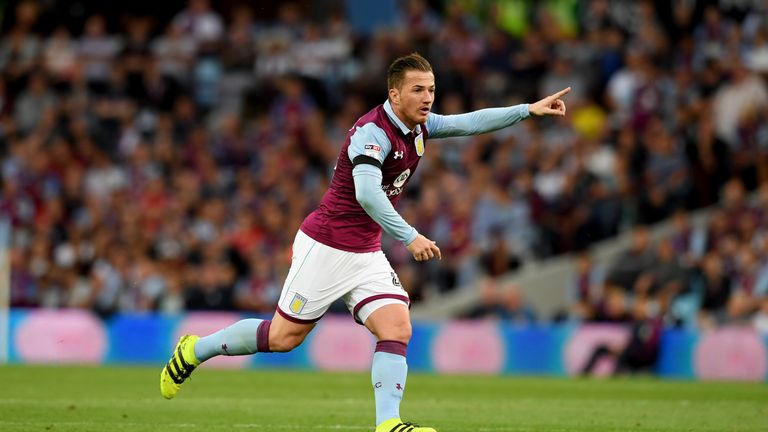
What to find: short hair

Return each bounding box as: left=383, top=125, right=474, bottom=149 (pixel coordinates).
left=387, top=53, right=433, bottom=91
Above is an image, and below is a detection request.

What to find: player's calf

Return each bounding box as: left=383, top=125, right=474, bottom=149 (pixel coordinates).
left=267, top=333, right=307, bottom=352
left=267, top=313, right=315, bottom=352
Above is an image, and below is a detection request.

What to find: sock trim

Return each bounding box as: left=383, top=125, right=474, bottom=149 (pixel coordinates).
left=257, top=320, right=272, bottom=353
left=375, top=340, right=407, bottom=356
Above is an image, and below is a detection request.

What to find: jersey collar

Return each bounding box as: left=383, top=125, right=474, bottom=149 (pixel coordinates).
left=384, top=100, right=421, bottom=136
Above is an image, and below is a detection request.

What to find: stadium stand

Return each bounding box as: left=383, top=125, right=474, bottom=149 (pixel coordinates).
left=1, top=0, right=768, bottom=333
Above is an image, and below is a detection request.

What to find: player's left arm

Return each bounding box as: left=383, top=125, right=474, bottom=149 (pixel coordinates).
left=426, top=87, right=571, bottom=139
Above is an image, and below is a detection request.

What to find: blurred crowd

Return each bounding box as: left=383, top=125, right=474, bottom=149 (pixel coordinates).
left=566, top=179, right=768, bottom=332
left=2, top=0, right=768, bottom=323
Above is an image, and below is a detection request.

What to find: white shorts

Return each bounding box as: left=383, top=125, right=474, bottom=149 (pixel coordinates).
left=276, top=230, right=410, bottom=325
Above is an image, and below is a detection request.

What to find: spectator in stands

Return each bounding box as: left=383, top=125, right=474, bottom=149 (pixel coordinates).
left=0, top=0, right=41, bottom=92
left=78, top=14, right=121, bottom=90
left=172, top=0, right=224, bottom=52
left=605, top=226, right=656, bottom=294
left=727, top=247, right=768, bottom=322
left=563, top=251, right=603, bottom=322
left=695, top=252, right=732, bottom=329
left=638, top=120, right=690, bottom=224
left=13, top=71, right=56, bottom=134
left=592, top=286, right=631, bottom=323
left=498, top=283, right=537, bottom=324
left=641, top=239, right=689, bottom=302
left=667, top=210, right=706, bottom=266
left=465, top=280, right=535, bottom=323
left=184, top=258, right=236, bottom=311
left=464, top=279, right=509, bottom=320
left=478, top=226, right=522, bottom=280
left=685, top=108, right=732, bottom=208
left=581, top=298, right=662, bottom=376
left=713, top=59, right=768, bottom=186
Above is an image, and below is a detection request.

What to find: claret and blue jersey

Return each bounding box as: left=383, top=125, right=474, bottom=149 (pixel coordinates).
left=300, top=99, right=530, bottom=253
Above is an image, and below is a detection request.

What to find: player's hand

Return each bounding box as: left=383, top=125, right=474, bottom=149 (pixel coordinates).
left=406, top=234, right=442, bottom=262
left=529, top=87, right=570, bottom=117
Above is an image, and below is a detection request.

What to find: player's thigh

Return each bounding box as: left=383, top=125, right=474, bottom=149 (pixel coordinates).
left=277, top=230, right=361, bottom=323
left=345, top=252, right=411, bottom=333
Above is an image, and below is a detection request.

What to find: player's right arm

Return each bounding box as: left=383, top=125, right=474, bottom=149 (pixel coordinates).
left=426, top=87, right=571, bottom=138
left=348, top=124, right=441, bottom=262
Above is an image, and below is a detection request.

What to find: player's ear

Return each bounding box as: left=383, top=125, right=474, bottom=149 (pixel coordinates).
left=389, top=87, right=399, bottom=106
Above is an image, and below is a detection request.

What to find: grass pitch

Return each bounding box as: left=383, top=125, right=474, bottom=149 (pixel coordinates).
left=0, top=365, right=765, bottom=432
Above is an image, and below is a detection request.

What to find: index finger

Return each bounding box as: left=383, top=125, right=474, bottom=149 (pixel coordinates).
left=550, top=87, right=571, bottom=99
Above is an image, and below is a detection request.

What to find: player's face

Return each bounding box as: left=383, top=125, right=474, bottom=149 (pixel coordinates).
left=390, top=70, right=435, bottom=129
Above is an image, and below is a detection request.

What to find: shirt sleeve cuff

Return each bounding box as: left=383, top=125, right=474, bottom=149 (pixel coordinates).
left=403, top=228, right=418, bottom=246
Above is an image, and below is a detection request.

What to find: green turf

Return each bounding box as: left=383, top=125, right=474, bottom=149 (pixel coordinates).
left=0, top=365, right=765, bottom=432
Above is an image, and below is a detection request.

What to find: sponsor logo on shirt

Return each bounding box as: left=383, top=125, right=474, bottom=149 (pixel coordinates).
left=393, top=169, right=411, bottom=188
left=364, top=143, right=382, bottom=159
left=381, top=185, right=403, bottom=197
left=379, top=169, right=412, bottom=197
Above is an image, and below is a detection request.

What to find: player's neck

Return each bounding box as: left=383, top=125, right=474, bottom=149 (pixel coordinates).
left=391, top=105, right=417, bottom=131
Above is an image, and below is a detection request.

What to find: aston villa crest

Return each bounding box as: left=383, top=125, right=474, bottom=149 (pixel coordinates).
left=414, top=132, right=424, bottom=156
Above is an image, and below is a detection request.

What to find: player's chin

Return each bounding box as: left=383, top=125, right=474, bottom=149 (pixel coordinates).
left=416, top=110, right=430, bottom=122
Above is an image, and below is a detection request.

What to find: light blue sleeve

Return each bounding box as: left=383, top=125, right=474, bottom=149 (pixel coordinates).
left=347, top=123, right=392, bottom=165
left=352, top=164, right=418, bottom=245
left=426, top=104, right=530, bottom=139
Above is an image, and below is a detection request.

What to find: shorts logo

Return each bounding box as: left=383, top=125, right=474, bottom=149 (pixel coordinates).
left=289, top=293, right=308, bottom=314
left=393, top=169, right=411, bottom=188
left=391, top=272, right=401, bottom=287
left=414, top=132, right=424, bottom=156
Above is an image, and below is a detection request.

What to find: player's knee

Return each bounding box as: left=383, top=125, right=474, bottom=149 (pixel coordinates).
left=379, top=320, right=412, bottom=344
left=396, top=322, right=412, bottom=344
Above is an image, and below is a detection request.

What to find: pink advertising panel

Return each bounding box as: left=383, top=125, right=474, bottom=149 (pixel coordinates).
left=15, top=309, right=107, bottom=363
left=694, top=327, right=767, bottom=381
left=432, top=321, right=505, bottom=374
left=309, top=316, right=376, bottom=371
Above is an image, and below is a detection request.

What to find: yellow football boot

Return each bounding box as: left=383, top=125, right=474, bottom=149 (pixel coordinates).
left=160, top=335, right=200, bottom=399
left=375, top=418, right=437, bottom=432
